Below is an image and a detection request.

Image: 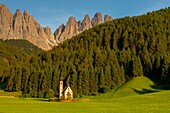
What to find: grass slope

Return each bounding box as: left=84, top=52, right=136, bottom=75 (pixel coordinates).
left=88, top=76, right=158, bottom=101
left=113, top=76, right=159, bottom=97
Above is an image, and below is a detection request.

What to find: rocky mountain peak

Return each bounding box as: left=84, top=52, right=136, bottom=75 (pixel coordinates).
left=85, top=14, right=90, bottom=19
left=23, top=10, right=29, bottom=16
left=66, top=16, right=77, bottom=33
left=54, top=16, right=79, bottom=43
left=43, top=26, right=52, bottom=36
left=58, top=16, right=78, bottom=42
left=0, top=4, right=114, bottom=49
left=43, top=26, right=55, bottom=42
left=80, top=14, right=92, bottom=31
left=15, top=9, right=22, bottom=15
left=54, top=24, right=65, bottom=43
left=68, top=16, right=76, bottom=23
left=13, top=9, right=24, bottom=38
left=0, top=4, right=11, bottom=14
left=0, top=4, right=13, bottom=39
left=91, top=12, right=103, bottom=27
left=104, top=15, right=113, bottom=22
left=54, top=12, right=113, bottom=43
left=0, top=4, right=56, bottom=50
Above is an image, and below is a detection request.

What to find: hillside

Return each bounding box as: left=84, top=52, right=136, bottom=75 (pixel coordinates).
left=113, top=76, right=158, bottom=97
left=5, top=40, right=43, bottom=55
left=1, top=7, right=170, bottom=98
left=86, top=76, right=159, bottom=100
left=0, top=39, right=42, bottom=80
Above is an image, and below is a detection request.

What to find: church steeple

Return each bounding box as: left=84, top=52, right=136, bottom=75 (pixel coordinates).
left=59, top=76, right=64, bottom=99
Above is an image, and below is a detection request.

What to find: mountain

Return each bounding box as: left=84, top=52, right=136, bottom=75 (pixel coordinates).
left=0, top=4, right=56, bottom=50
left=104, top=15, right=113, bottom=22
left=54, top=12, right=113, bottom=43
left=2, top=7, right=170, bottom=98
left=0, top=4, right=113, bottom=49
left=91, top=12, right=103, bottom=27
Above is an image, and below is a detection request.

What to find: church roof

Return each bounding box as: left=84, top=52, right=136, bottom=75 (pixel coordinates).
left=63, top=85, right=73, bottom=92
left=60, top=76, right=64, bottom=80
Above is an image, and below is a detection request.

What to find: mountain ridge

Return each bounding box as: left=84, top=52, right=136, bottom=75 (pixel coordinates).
left=54, top=12, right=113, bottom=43
left=0, top=3, right=113, bottom=50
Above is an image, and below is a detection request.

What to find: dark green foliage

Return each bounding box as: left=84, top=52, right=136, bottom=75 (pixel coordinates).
left=1, top=7, right=170, bottom=97
left=98, top=86, right=111, bottom=93
left=45, top=89, right=55, bottom=98
left=0, top=39, right=41, bottom=92
left=5, top=39, right=43, bottom=55
left=0, top=40, right=41, bottom=79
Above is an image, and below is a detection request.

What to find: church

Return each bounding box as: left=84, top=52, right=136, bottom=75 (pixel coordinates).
left=59, top=77, right=73, bottom=99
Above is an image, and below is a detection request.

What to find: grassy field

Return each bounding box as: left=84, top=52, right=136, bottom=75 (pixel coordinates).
left=0, top=76, right=170, bottom=113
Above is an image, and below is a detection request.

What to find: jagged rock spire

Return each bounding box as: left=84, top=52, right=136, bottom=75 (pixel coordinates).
left=54, top=12, right=111, bottom=43
left=0, top=4, right=56, bottom=50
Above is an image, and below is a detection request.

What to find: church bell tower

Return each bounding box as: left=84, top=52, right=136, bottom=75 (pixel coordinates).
left=59, top=76, right=64, bottom=99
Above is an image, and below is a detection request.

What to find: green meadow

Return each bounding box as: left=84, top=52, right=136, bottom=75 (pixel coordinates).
left=0, top=76, right=170, bottom=113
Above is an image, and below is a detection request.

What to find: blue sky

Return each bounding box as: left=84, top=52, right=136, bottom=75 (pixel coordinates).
left=0, top=0, right=170, bottom=32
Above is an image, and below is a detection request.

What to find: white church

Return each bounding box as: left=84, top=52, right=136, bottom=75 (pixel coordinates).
left=59, top=77, right=73, bottom=99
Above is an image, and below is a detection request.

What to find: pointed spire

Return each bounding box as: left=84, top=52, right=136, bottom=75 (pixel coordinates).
left=60, top=76, right=64, bottom=81
left=15, top=9, right=22, bottom=14
left=91, top=12, right=103, bottom=27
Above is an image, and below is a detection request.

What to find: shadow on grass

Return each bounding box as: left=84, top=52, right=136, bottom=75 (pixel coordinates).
left=132, top=76, right=170, bottom=95
left=150, top=84, right=170, bottom=90
left=149, top=77, right=170, bottom=90
left=20, top=98, right=49, bottom=102
left=132, top=88, right=159, bottom=94
left=36, top=99, right=49, bottom=102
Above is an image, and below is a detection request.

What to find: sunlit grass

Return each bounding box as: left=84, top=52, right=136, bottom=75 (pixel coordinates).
left=113, top=76, right=158, bottom=97
left=0, top=91, right=170, bottom=113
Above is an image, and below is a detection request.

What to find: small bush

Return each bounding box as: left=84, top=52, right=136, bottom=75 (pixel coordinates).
left=45, top=89, right=55, bottom=98
left=21, top=93, right=31, bottom=98
left=90, top=92, right=98, bottom=96
left=98, top=86, right=110, bottom=93
left=77, top=93, right=84, bottom=98
left=38, top=91, right=44, bottom=98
